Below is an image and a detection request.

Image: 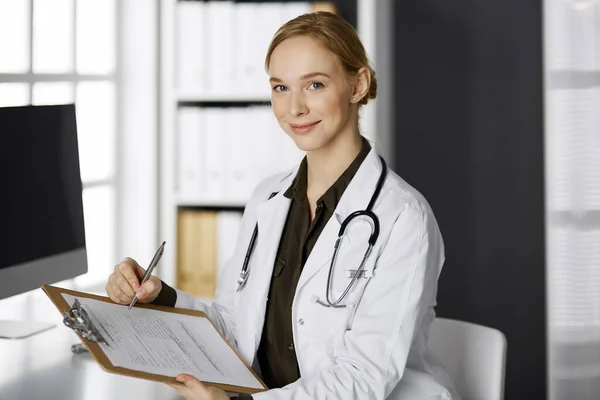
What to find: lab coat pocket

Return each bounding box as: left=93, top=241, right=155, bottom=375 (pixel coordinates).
left=325, top=289, right=363, bottom=352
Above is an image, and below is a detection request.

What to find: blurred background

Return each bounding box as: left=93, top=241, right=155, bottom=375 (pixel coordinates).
left=0, top=0, right=598, bottom=399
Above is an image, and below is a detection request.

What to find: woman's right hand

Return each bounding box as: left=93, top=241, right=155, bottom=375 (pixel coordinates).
left=105, top=257, right=162, bottom=305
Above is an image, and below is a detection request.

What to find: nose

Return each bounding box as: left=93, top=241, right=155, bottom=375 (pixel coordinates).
left=288, top=90, right=308, bottom=117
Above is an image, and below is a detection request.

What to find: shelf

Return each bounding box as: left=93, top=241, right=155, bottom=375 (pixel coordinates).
left=176, top=195, right=247, bottom=211
left=178, top=93, right=271, bottom=107
left=159, top=0, right=362, bottom=289
left=178, top=99, right=272, bottom=108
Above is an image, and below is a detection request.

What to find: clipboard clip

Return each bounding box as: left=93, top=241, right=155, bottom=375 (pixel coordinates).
left=63, top=298, right=109, bottom=347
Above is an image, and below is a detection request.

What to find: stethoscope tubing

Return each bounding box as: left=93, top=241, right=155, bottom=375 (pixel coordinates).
left=236, top=156, right=388, bottom=306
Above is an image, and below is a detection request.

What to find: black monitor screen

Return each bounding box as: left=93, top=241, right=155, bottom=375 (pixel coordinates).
left=0, top=105, right=86, bottom=270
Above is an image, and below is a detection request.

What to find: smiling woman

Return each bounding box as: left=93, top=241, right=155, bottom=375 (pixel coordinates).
left=107, top=10, right=461, bottom=400
left=266, top=12, right=377, bottom=163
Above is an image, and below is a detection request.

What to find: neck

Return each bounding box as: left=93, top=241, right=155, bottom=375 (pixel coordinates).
left=305, top=129, right=363, bottom=201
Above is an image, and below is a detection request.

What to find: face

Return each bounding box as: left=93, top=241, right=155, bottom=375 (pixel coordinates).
left=268, top=35, right=355, bottom=153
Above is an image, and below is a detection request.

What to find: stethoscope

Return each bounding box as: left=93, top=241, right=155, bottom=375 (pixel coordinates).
left=236, top=156, right=388, bottom=309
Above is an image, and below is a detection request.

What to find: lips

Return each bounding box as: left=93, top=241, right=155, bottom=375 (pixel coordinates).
left=289, top=121, right=321, bottom=135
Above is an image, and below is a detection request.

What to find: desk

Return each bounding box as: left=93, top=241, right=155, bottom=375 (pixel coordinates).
left=0, top=288, right=180, bottom=400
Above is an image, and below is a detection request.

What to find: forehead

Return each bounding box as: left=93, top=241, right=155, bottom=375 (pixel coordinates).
left=268, top=35, right=343, bottom=80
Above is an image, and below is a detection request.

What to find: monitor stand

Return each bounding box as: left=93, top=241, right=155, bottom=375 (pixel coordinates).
left=0, top=320, right=56, bottom=339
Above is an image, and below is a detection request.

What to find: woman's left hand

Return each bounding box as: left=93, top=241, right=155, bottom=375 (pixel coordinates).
left=168, top=374, right=231, bottom=400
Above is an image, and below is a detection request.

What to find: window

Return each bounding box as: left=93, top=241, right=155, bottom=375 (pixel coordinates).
left=0, top=0, right=117, bottom=287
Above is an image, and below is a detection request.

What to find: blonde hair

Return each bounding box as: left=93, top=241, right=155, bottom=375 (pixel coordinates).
left=264, top=11, right=377, bottom=106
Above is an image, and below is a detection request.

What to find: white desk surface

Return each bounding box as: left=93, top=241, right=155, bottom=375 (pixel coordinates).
left=0, top=288, right=181, bottom=400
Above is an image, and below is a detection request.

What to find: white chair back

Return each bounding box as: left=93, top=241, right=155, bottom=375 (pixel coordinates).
left=428, top=318, right=507, bottom=400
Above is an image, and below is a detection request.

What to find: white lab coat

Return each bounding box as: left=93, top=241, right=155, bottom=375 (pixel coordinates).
left=174, top=148, right=461, bottom=400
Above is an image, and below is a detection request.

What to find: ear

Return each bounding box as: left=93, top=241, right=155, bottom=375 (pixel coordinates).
left=350, top=67, right=370, bottom=104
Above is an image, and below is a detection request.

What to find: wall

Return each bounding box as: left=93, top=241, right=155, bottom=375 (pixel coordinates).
left=392, top=1, right=546, bottom=398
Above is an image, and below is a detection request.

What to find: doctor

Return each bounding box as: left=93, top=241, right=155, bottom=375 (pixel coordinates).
left=106, top=11, right=460, bottom=400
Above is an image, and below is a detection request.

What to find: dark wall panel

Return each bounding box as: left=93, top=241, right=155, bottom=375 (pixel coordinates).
left=392, top=1, right=545, bottom=399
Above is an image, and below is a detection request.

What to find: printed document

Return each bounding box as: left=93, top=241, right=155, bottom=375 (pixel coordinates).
left=62, top=294, right=262, bottom=389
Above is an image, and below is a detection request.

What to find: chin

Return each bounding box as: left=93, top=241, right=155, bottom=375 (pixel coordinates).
left=289, top=134, right=324, bottom=153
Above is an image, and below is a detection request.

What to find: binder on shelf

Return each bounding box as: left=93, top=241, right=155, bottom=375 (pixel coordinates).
left=235, top=3, right=262, bottom=97
left=177, top=108, right=205, bottom=195
left=255, top=3, right=285, bottom=97
left=312, top=2, right=337, bottom=13
left=203, top=108, right=226, bottom=199
left=176, top=1, right=207, bottom=96
left=175, top=0, right=336, bottom=98
left=42, top=284, right=267, bottom=394
left=206, top=1, right=236, bottom=96
left=178, top=105, right=305, bottom=204
left=225, top=107, right=255, bottom=202
left=177, top=210, right=219, bottom=298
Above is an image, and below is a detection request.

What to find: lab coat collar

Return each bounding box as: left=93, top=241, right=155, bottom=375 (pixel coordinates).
left=244, top=168, right=297, bottom=362
left=254, top=165, right=298, bottom=255
left=332, top=146, right=384, bottom=221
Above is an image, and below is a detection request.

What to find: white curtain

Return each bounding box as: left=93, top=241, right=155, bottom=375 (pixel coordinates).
left=545, top=0, right=600, bottom=398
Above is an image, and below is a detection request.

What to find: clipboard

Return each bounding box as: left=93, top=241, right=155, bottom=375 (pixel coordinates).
left=42, top=284, right=268, bottom=395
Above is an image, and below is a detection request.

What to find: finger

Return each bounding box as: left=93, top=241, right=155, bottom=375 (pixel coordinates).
left=168, top=383, right=195, bottom=399
left=106, top=279, right=125, bottom=304
left=177, top=374, right=210, bottom=396
left=108, top=290, right=126, bottom=305
left=107, top=290, right=122, bottom=305
left=136, top=279, right=157, bottom=301
left=134, top=262, right=150, bottom=280
left=110, top=285, right=131, bottom=304
left=116, top=275, right=135, bottom=298
left=119, top=259, right=143, bottom=292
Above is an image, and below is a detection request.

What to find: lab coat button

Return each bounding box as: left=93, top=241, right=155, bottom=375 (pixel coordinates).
left=298, top=318, right=304, bottom=325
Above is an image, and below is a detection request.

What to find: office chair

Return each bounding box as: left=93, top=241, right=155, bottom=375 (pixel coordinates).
left=428, top=318, right=507, bottom=400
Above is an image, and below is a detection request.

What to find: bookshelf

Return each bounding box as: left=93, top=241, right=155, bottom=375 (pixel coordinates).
left=158, top=0, right=369, bottom=297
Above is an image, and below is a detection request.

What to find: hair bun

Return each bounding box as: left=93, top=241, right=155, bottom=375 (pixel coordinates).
left=360, top=68, right=377, bottom=105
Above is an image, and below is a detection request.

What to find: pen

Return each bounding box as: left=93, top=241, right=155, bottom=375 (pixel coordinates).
left=128, top=241, right=166, bottom=310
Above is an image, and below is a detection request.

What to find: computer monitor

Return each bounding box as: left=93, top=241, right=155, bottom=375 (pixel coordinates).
left=0, top=104, right=87, bottom=338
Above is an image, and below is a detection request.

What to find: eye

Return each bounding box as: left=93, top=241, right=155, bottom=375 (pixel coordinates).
left=272, top=85, right=288, bottom=92
left=308, top=81, right=325, bottom=90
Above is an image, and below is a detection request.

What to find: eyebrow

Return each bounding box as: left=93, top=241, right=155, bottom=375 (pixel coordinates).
left=269, top=72, right=331, bottom=83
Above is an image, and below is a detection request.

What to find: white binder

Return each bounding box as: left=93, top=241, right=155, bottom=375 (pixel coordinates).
left=176, top=1, right=206, bottom=96
left=207, top=1, right=235, bottom=96
left=203, top=108, right=226, bottom=200
left=177, top=108, right=205, bottom=195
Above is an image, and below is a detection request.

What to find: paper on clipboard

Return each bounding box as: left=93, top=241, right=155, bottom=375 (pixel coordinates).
left=61, top=293, right=263, bottom=390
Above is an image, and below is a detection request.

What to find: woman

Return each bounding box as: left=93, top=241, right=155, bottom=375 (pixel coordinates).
left=106, top=11, right=460, bottom=400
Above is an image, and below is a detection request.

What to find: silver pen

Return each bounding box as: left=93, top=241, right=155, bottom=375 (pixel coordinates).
left=128, top=241, right=166, bottom=310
